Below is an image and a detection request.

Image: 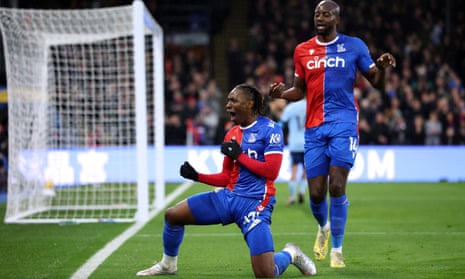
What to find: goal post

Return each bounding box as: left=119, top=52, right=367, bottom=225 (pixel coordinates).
left=0, top=0, right=165, bottom=223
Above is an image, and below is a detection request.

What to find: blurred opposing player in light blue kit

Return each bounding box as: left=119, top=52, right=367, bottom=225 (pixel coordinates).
left=279, top=98, right=307, bottom=205
left=269, top=0, right=396, bottom=269
left=137, top=84, right=316, bottom=278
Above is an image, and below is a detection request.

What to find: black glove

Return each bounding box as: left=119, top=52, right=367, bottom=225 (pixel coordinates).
left=180, top=161, right=198, bottom=181
left=221, top=139, right=242, bottom=160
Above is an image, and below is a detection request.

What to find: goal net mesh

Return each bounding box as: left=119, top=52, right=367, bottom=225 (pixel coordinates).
left=0, top=3, right=164, bottom=223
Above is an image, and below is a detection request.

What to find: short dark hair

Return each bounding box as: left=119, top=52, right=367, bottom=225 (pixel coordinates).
left=233, top=84, right=266, bottom=115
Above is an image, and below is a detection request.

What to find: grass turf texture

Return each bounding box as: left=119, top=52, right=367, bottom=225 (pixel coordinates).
left=1, top=182, right=464, bottom=278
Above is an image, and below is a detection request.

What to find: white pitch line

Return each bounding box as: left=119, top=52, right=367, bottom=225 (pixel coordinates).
left=69, top=182, right=193, bottom=279
left=135, top=231, right=465, bottom=238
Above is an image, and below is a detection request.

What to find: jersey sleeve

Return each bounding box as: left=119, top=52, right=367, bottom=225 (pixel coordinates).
left=264, top=120, right=284, bottom=155
left=236, top=153, right=283, bottom=180
left=355, top=37, right=376, bottom=73
left=293, top=43, right=306, bottom=79
left=198, top=156, right=233, bottom=187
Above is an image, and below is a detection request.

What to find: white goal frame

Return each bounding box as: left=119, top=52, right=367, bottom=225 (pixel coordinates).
left=0, top=0, right=165, bottom=223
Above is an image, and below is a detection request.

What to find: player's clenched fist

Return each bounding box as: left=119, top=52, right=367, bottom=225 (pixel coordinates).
left=375, top=53, right=396, bottom=69
left=221, top=140, right=242, bottom=160
left=269, top=82, right=285, bottom=98
left=180, top=161, right=198, bottom=181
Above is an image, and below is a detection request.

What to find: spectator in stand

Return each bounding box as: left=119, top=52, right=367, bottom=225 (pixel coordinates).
left=226, top=38, right=245, bottom=89
left=425, top=110, right=443, bottom=145
left=389, top=110, right=407, bottom=145
left=408, top=114, right=426, bottom=145
left=444, top=111, right=458, bottom=145
left=371, top=112, right=391, bottom=145
left=165, top=113, right=187, bottom=145
left=195, top=104, right=219, bottom=145
left=358, top=117, right=372, bottom=145
left=205, top=80, right=222, bottom=114
left=458, top=117, right=465, bottom=144
left=387, top=96, right=407, bottom=144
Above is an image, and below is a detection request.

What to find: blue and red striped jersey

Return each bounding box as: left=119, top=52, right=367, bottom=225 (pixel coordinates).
left=223, top=116, right=284, bottom=200
left=293, top=33, right=375, bottom=129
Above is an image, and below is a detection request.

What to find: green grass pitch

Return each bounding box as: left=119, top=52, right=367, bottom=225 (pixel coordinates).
left=1, top=182, right=465, bottom=278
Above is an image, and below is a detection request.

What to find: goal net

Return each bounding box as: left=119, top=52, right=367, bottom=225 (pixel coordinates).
left=0, top=1, right=165, bottom=223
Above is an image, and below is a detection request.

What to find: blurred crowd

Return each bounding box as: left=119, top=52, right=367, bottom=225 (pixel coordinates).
left=3, top=0, right=463, bottom=148
left=163, top=45, right=224, bottom=145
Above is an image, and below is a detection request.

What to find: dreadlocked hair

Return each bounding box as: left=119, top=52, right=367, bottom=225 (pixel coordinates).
left=234, top=84, right=267, bottom=115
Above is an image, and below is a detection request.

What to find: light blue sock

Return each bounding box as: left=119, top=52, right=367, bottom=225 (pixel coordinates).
left=310, top=198, right=328, bottom=227
left=274, top=250, right=292, bottom=277
left=289, top=181, right=297, bottom=199
left=298, top=180, right=307, bottom=194
left=330, top=195, right=349, bottom=248
left=163, top=221, right=184, bottom=256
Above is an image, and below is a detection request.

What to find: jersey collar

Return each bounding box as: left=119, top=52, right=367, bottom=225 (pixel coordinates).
left=316, top=34, right=339, bottom=46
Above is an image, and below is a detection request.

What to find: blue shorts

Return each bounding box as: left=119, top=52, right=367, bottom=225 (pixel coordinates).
left=304, top=122, right=358, bottom=178
left=187, top=188, right=275, bottom=256
left=290, top=151, right=305, bottom=166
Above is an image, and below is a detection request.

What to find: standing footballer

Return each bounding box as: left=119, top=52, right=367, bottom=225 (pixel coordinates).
left=269, top=0, right=396, bottom=268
